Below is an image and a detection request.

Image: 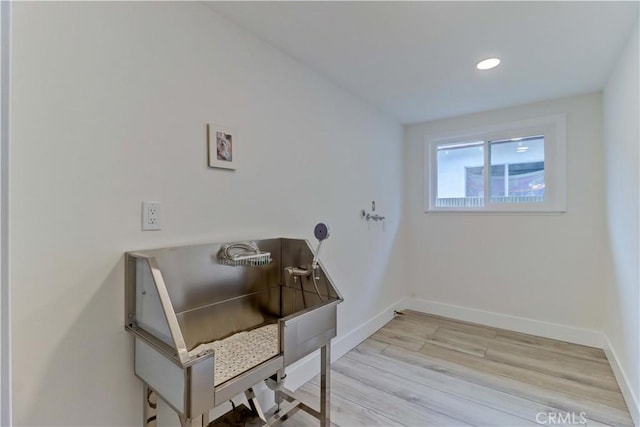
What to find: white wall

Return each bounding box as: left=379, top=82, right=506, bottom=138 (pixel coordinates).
left=0, top=2, right=10, bottom=425
left=603, top=21, right=639, bottom=420
left=404, top=93, right=606, bottom=332
left=9, top=2, right=404, bottom=425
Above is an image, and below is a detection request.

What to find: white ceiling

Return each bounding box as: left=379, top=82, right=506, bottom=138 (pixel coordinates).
left=209, top=2, right=639, bottom=124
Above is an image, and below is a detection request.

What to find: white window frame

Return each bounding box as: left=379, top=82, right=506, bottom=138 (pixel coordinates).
left=424, top=114, right=567, bottom=213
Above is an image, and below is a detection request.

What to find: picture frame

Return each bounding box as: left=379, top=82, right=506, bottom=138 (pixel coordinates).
left=207, top=124, right=237, bottom=170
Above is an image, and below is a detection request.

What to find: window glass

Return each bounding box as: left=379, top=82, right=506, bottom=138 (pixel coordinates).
left=436, top=142, right=484, bottom=208
left=489, top=136, right=545, bottom=204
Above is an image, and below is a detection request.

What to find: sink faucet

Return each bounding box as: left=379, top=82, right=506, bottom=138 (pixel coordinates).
left=285, top=265, right=312, bottom=277
left=284, top=224, right=330, bottom=302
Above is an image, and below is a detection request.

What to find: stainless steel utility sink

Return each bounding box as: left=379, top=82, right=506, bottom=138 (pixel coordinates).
left=125, top=237, right=342, bottom=426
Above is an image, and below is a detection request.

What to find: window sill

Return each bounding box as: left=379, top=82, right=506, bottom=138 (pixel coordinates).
left=425, top=209, right=567, bottom=216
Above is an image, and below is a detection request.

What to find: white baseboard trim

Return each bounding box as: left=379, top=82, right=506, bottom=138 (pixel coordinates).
left=283, top=297, right=406, bottom=391
left=404, top=298, right=605, bottom=348
left=603, top=335, right=640, bottom=426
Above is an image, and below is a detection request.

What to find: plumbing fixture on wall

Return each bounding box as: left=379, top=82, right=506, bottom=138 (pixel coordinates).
left=362, top=211, right=386, bottom=222
left=361, top=200, right=386, bottom=225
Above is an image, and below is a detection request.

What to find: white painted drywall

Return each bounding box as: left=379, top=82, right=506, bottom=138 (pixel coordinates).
left=9, top=2, right=404, bottom=425
left=404, top=93, right=607, bottom=331
left=0, top=2, right=10, bottom=425
left=603, top=21, right=640, bottom=418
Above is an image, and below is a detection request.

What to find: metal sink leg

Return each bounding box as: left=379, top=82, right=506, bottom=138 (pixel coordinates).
left=320, top=343, right=330, bottom=427
left=266, top=342, right=332, bottom=427
left=245, top=387, right=267, bottom=423
left=143, top=385, right=157, bottom=427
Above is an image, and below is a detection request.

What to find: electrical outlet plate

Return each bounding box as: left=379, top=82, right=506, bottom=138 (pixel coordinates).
left=142, top=201, right=161, bottom=231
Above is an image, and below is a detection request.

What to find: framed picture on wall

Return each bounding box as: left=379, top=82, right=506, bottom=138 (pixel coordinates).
left=207, top=124, right=237, bottom=170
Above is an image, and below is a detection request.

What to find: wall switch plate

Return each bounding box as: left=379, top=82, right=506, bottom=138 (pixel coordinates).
left=142, top=201, right=161, bottom=231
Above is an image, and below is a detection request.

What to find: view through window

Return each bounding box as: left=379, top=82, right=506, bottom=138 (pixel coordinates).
left=436, top=136, right=545, bottom=208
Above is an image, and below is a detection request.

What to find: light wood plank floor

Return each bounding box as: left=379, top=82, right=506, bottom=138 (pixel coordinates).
left=279, top=310, right=633, bottom=427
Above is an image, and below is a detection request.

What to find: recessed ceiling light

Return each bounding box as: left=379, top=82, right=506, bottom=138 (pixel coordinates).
left=477, top=58, right=501, bottom=70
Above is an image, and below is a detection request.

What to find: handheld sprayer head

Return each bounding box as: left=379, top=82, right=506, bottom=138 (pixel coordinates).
left=312, top=223, right=330, bottom=269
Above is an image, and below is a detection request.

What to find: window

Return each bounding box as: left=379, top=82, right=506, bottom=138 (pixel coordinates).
left=425, top=115, right=566, bottom=212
